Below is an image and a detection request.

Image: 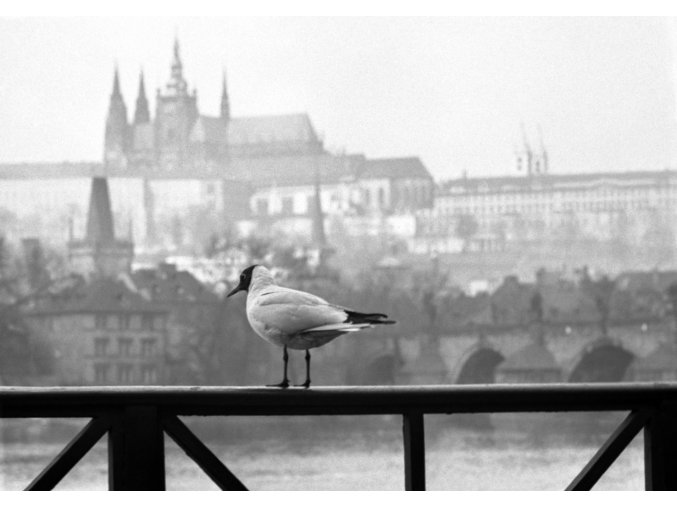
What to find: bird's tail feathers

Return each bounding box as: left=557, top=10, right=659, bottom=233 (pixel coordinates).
left=300, top=322, right=372, bottom=338
left=345, top=310, right=396, bottom=325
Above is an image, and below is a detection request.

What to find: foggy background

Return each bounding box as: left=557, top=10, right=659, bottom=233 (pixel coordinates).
left=1, top=16, right=677, bottom=178
left=2, top=14, right=677, bottom=490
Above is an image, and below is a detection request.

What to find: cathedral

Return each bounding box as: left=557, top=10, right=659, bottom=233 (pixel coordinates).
left=104, top=38, right=325, bottom=178
left=100, top=38, right=434, bottom=246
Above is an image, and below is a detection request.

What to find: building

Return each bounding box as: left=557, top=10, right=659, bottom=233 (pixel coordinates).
left=0, top=38, right=434, bottom=250
left=415, top=166, right=677, bottom=255
left=26, top=278, right=169, bottom=385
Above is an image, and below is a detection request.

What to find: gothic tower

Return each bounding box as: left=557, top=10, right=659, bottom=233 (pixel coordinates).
left=154, top=37, right=199, bottom=172
left=133, top=70, right=150, bottom=125
left=220, top=69, right=231, bottom=122
left=68, top=177, right=134, bottom=279
left=104, top=66, right=130, bottom=168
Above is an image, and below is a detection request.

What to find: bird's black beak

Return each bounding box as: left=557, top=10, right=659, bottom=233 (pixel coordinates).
left=227, top=283, right=245, bottom=298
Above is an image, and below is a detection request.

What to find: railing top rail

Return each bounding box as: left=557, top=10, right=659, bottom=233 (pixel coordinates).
left=2, top=382, right=677, bottom=418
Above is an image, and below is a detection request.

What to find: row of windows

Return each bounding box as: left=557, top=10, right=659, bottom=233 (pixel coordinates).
left=93, top=363, right=158, bottom=384
left=94, top=337, right=158, bottom=357
left=442, top=199, right=662, bottom=216
left=94, top=314, right=158, bottom=331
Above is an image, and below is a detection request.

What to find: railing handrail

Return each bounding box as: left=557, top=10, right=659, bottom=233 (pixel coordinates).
left=2, top=381, right=677, bottom=418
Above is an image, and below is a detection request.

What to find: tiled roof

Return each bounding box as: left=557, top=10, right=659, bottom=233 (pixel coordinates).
left=362, top=157, right=432, bottom=180
left=228, top=114, right=319, bottom=145
left=190, top=116, right=228, bottom=145
left=230, top=153, right=365, bottom=188
left=30, top=278, right=165, bottom=315
left=130, top=264, right=218, bottom=304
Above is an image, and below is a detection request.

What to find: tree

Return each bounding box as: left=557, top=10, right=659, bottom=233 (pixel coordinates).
left=579, top=267, right=615, bottom=337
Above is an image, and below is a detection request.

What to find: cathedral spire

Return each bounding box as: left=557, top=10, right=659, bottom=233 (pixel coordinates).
left=220, top=68, right=231, bottom=121
left=166, top=36, right=188, bottom=96
left=112, top=64, right=121, bottom=97
left=134, top=69, right=150, bottom=124
left=105, top=64, right=129, bottom=163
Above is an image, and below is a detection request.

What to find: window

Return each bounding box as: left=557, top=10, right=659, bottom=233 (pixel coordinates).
left=281, top=197, right=294, bottom=215
left=118, top=337, right=133, bottom=357
left=254, top=198, right=268, bottom=216
left=94, top=337, right=109, bottom=356
left=141, top=315, right=154, bottom=330
left=95, top=315, right=106, bottom=329
left=141, top=338, right=157, bottom=357
left=118, top=364, right=134, bottom=384
left=306, top=195, right=315, bottom=214
left=94, top=364, right=109, bottom=383
left=141, top=365, right=158, bottom=384
left=119, top=314, right=130, bottom=330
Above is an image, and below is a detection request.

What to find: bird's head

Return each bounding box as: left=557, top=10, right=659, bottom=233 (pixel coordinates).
left=227, top=264, right=259, bottom=297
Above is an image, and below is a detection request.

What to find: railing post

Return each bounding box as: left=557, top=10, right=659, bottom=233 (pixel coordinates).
left=403, top=412, right=425, bottom=491
left=644, top=402, right=677, bottom=490
left=108, top=405, right=166, bottom=491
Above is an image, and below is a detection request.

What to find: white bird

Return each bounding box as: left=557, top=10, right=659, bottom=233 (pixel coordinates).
left=227, top=265, right=396, bottom=388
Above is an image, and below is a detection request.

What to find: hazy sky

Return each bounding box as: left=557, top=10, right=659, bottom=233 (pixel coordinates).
left=1, top=16, right=676, bottom=180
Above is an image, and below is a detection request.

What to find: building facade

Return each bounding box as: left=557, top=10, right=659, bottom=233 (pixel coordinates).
left=26, top=278, right=169, bottom=385
left=0, top=38, right=434, bottom=250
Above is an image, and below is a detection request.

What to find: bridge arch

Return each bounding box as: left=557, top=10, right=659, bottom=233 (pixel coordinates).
left=568, top=338, right=635, bottom=383
left=454, top=346, right=505, bottom=384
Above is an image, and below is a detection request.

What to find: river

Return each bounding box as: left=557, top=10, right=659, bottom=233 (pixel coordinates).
left=0, top=412, right=644, bottom=490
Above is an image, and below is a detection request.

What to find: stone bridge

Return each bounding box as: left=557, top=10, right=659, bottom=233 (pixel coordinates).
left=336, top=320, right=677, bottom=385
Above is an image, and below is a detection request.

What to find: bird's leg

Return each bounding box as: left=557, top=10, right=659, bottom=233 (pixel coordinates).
left=295, top=349, right=311, bottom=388
left=268, top=346, right=290, bottom=388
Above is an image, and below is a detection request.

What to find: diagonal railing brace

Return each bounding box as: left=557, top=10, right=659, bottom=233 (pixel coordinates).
left=162, top=414, right=248, bottom=491
left=566, top=409, right=651, bottom=491
left=25, top=416, right=111, bottom=491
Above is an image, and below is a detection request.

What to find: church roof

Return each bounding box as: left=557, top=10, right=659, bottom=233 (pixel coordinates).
left=228, top=113, right=319, bottom=145
left=362, top=157, right=432, bottom=180
left=230, top=153, right=365, bottom=188
left=190, top=116, right=228, bottom=145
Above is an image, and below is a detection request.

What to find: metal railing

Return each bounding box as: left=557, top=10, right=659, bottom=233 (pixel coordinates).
left=1, top=382, right=677, bottom=490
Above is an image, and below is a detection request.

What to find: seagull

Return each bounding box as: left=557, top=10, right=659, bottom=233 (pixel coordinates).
left=227, top=265, right=396, bottom=388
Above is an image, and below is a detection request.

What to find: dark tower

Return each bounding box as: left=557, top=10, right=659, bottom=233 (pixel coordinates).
left=104, top=66, right=129, bottom=167
left=133, top=70, right=150, bottom=125
left=220, top=69, right=231, bottom=122
left=68, top=177, right=134, bottom=279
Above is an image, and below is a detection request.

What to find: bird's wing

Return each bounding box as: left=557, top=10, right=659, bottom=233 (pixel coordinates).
left=249, top=286, right=347, bottom=335
left=255, top=286, right=331, bottom=307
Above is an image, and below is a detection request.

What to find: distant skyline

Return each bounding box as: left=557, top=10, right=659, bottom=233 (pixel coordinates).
left=1, top=16, right=677, bottom=181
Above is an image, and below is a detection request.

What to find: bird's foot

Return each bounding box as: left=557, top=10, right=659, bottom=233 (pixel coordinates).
left=294, top=380, right=311, bottom=389
left=267, top=380, right=290, bottom=389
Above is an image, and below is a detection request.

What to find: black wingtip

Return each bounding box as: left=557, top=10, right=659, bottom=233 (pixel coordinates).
left=345, top=310, right=396, bottom=325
